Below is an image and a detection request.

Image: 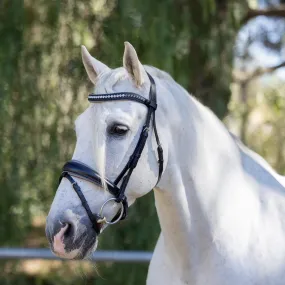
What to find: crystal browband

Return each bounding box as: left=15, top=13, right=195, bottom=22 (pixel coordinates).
left=88, top=92, right=157, bottom=109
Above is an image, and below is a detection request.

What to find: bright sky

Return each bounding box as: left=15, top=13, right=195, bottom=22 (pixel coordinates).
left=236, top=15, right=285, bottom=80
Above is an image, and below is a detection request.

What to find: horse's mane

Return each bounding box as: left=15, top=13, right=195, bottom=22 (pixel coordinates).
left=143, top=65, right=175, bottom=83
left=229, top=132, right=285, bottom=189
left=95, top=65, right=176, bottom=94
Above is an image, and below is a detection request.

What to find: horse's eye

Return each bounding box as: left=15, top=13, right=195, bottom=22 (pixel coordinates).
left=109, top=124, right=129, bottom=136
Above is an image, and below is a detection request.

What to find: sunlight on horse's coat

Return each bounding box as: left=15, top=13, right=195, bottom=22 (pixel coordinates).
left=46, top=42, right=285, bottom=285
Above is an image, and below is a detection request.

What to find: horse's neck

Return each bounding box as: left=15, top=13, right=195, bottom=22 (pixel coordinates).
left=154, top=90, right=260, bottom=273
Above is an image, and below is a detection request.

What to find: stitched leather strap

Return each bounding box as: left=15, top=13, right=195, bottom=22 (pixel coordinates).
left=60, top=172, right=101, bottom=234
left=61, top=160, right=120, bottom=196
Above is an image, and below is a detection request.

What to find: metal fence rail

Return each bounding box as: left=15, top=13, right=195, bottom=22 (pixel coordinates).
left=0, top=248, right=152, bottom=263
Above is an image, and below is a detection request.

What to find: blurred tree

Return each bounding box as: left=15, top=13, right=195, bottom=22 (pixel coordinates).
left=95, top=0, right=248, bottom=118
left=226, top=78, right=285, bottom=172
left=233, top=0, right=285, bottom=143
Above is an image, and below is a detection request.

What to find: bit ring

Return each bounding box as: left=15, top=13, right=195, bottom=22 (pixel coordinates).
left=97, top=198, right=124, bottom=225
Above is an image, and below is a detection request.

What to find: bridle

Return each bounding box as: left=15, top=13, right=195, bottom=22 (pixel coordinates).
left=59, top=72, right=163, bottom=235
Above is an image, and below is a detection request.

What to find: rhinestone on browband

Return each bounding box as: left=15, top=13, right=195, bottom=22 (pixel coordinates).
left=88, top=92, right=151, bottom=107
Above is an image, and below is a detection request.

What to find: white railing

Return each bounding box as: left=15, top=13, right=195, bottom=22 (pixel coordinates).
left=0, top=248, right=152, bottom=263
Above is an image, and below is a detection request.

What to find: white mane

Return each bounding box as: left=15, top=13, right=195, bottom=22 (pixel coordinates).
left=230, top=132, right=285, bottom=189
left=94, top=65, right=175, bottom=93
left=144, top=65, right=176, bottom=83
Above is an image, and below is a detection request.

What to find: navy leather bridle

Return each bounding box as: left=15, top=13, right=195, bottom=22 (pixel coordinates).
left=59, top=72, right=163, bottom=235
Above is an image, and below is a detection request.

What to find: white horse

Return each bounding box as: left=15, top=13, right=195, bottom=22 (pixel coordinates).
left=46, top=42, right=285, bottom=285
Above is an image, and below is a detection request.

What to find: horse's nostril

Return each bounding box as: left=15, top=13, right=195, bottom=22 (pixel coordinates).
left=62, top=222, right=72, bottom=239
left=46, top=213, right=97, bottom=259
left=52, top=223, right=69, bottom=255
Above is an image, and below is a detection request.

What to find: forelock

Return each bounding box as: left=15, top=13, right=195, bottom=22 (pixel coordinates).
left=94, top=68, right=128, bottom=94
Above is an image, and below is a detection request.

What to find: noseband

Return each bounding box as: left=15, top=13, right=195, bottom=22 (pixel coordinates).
left=59, top=72, right=163, bottom=235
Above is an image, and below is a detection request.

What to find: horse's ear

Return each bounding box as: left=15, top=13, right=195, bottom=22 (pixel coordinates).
left=81, top=45, right=110, bottom=84
left=123, top=42, right=147, bottom=87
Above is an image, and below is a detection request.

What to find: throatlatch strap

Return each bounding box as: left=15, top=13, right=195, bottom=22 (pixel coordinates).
left=153, top=112, right=164, bottom=184
left=147, top=73, right=164, bottom=184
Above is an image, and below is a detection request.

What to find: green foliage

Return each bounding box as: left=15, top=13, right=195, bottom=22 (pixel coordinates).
left=96, top=0, right=246, bottom=118
left=226, top=78, right=285, bottom=173
left=0, top=0, right=248, bottom=284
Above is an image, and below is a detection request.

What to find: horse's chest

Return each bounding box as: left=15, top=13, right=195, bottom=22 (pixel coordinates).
left=147, top=235, right=285, bottom=285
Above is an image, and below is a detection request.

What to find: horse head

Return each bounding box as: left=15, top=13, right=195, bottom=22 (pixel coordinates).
left=45, top=42, right=167, bottom=259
